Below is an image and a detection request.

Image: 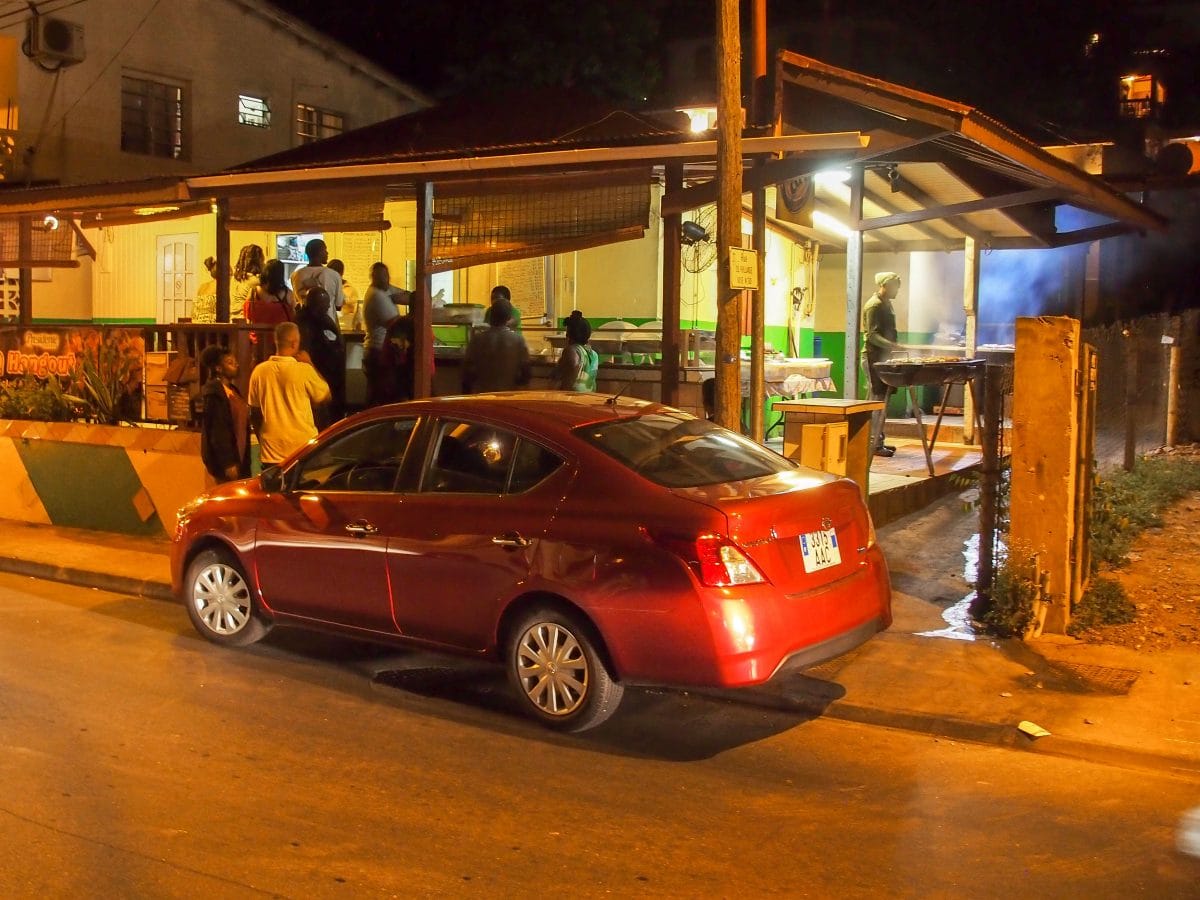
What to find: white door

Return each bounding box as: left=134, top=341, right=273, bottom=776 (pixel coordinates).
left=156, top=234, right=199, bottom=323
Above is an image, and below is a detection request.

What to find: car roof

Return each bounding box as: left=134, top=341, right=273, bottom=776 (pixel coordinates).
left=361, top=391, right=671, bottom=436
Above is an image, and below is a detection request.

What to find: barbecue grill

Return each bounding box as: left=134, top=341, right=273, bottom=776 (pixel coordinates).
left=873, top=358, right=985, bottom=476
left=874, top=357, right=984, bottom=388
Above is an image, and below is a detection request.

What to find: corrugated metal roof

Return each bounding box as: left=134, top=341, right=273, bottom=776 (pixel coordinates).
left=776, top=51, right=1166, bottom=249
left=228, top=91, right=693, bottom=175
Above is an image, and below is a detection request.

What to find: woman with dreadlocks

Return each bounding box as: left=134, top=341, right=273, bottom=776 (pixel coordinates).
left=230, top=244, right=265, bottom=323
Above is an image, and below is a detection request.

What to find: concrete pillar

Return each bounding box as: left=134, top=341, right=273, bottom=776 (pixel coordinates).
left=1010, top=316, right=1084, bottom=636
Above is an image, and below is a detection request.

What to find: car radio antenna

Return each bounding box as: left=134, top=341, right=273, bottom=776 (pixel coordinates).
left=606, top=377, right=637, bottom=406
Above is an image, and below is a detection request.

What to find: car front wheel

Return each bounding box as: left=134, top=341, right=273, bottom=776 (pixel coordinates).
left=183, top=548, right=270, bottom=647
left=507, top=607, right=623, bottom=732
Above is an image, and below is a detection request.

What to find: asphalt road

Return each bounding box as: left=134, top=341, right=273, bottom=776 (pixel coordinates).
left=2, top=572, right=1199, bottom=899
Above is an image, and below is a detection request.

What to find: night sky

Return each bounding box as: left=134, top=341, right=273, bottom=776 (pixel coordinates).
left=270, top=1, right=1199, bottom=137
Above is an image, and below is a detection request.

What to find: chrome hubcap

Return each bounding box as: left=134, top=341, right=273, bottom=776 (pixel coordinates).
left=192, top=563, right=251, bottom=635
left=516, top=622, right=589, bottom=716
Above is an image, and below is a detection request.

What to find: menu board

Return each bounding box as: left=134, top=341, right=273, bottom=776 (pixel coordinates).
left=495, top=257, right=548, bottom=323
left=340, top=233, right=380, bottom=286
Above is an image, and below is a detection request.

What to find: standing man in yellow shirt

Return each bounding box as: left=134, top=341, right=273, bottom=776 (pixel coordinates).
left=248, top=322, right=331, bottom=466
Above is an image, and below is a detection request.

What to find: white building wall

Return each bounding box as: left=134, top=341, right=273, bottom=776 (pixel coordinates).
left=908, top=251, right=965, bottom=336
left=3, top=0, right=424, bottom=185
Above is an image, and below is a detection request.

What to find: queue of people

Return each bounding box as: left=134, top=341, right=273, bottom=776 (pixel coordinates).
left=197, top=248, right=604, bottom=483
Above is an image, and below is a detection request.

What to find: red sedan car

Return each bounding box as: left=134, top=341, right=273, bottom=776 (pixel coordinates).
left=173, top=392, right=891, bottom=731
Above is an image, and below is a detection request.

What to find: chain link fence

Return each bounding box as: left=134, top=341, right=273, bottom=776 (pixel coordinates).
left=1083, top=310, right=1198, bottom=472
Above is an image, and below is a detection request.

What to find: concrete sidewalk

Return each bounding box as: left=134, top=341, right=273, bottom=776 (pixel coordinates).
left=0, top=512, right=1196, bottom=776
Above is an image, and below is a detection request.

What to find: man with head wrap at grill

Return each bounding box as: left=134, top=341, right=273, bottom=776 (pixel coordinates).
left=862, top=271, right=905, bottom=457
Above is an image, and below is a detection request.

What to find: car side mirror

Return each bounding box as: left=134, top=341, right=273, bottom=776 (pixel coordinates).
left=260, top=465, right=285, bottom=494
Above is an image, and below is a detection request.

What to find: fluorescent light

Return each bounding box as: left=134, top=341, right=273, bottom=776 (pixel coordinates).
left=815, top=168, right=850, bottom=187
left=813, top=210, right=854, bottom=238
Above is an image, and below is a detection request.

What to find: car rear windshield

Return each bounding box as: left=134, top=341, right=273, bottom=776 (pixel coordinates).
left=576, top=412, right=796, bottom=487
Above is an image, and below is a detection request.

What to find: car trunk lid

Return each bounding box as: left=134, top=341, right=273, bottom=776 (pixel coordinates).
left=670, top=471, right=869, bottom=593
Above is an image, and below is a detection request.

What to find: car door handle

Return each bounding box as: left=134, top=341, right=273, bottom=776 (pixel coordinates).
left=491, top=532, right=530, bottom=549
left=345, top=520, right=379, bottom=537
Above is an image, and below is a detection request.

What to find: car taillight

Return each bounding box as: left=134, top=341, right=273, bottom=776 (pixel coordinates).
left=648, top=530, right=766, bottom=587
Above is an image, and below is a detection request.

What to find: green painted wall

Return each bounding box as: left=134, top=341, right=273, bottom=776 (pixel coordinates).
left=14, top=440, right=164, bottom=536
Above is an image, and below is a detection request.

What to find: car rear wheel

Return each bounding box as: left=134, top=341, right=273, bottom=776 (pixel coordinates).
left=507, top=607, right=623, bottom=732
left=184, top=549, right=270, bottom=647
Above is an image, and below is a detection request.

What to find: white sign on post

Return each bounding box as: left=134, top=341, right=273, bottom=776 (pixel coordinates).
left=729, top=247, right=759, bottom=290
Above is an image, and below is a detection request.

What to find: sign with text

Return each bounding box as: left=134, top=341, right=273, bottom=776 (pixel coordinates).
left=729, top=247, right=759, bottom=290
left=0, top=326, right=144, bottom=385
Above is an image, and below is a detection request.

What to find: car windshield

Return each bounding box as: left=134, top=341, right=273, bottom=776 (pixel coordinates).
left=576, top=411, right=795, bottom=487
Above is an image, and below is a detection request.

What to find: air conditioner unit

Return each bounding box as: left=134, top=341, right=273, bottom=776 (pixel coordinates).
left=29, top=16, right=86, bottom=65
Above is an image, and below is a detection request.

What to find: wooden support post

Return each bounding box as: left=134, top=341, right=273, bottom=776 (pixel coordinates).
left=972, top=362, right=1005, bottom=620
left=843, top=165, right=864, bottom=401
left=1123, top=331, right=1138, bottom=472
left=750, top=169, right=767, bottom=442
left=17, top=217, right=31, bottom=325
left=413, top=182, right=434, bottom=399
left=962, top=236, right=980, bottom=443
left=1166, top=325, right=1181, bottom=447
left=661, top=162, right=683, bottom=407
left=215, top=199, right=231, bottom=323
left=714, top=0, right=743, bottom=432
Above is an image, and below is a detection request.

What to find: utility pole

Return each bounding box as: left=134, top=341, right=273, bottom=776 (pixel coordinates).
left=715, top=0, right=743, bottom=431
left=748, top=0, right=768, bottom=442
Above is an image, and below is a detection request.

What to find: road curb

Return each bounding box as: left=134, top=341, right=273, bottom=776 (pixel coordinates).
left=823, top=700, right=1200, bottom=776
left=0, top=555, right=174, bottom=603
left=719, top=687, right=1200, bottom=777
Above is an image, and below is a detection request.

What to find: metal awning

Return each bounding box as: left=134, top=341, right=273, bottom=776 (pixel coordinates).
left=771, top=51, right=1167, bottom=251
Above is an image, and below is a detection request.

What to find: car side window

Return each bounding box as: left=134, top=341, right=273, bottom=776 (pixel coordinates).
left=423, top=420, right=517, bottom=494
left=292, top=419, right=416, bottom=493
left=507, top=438, right=564, bottom=493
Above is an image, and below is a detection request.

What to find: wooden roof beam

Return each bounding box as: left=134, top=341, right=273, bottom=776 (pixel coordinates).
left=859, top=187, right=1061, bottom=232
left=862, top=185, right=958, bottom=251
left=880, top=174, right=998, bottom=244
left=661, top=150, right=854, bottom=217
left=937, top=155, right=1055, bottom=247
left=959, top=115, right=1166, bottom=232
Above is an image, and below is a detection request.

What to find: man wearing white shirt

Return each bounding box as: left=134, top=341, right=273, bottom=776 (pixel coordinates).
left=291, top=238, right=344, bottom=327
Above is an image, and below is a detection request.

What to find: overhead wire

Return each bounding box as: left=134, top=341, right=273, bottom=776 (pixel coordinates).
left=0, top=0, right=88, bottom=30
left=47, top=0, right=163, bottom=133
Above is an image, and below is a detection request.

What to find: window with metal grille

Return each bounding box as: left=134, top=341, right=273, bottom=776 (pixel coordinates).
left=296, top=104, right=343, bottom=144
left=121, top=75, right=186, bottom=159
left=238, top=94, right=271, bottom=128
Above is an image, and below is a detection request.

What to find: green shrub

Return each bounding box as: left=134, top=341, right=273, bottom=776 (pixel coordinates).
left=1089, top=457, right=1200, bottom=571
left=0, top=376, right=76, bottom=422
left=65, top=342, right=140, bottom=425
left=1069, top=576, right=1135, bottom=633
left=983, top=546, right=1040, bottom=638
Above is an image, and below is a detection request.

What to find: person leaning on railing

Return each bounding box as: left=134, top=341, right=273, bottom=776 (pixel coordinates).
left=554, top=310, right=599, bottom=392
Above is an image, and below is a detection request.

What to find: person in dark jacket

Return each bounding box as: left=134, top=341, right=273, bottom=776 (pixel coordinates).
left=296, top=287, right=346, bottom=427
left=198, top=344, right=250, bottom=483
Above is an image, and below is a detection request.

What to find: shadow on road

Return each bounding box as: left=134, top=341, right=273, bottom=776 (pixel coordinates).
left=259, top=630, right=845, bottom=761
left=90, top=597, right=847, bottom=761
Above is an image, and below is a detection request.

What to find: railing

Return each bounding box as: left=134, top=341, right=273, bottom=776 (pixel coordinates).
left=140, top=324, right=279, bottom=427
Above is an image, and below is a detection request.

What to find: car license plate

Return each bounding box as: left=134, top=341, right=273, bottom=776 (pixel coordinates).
left=800, top=527, right=841, bottom=573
